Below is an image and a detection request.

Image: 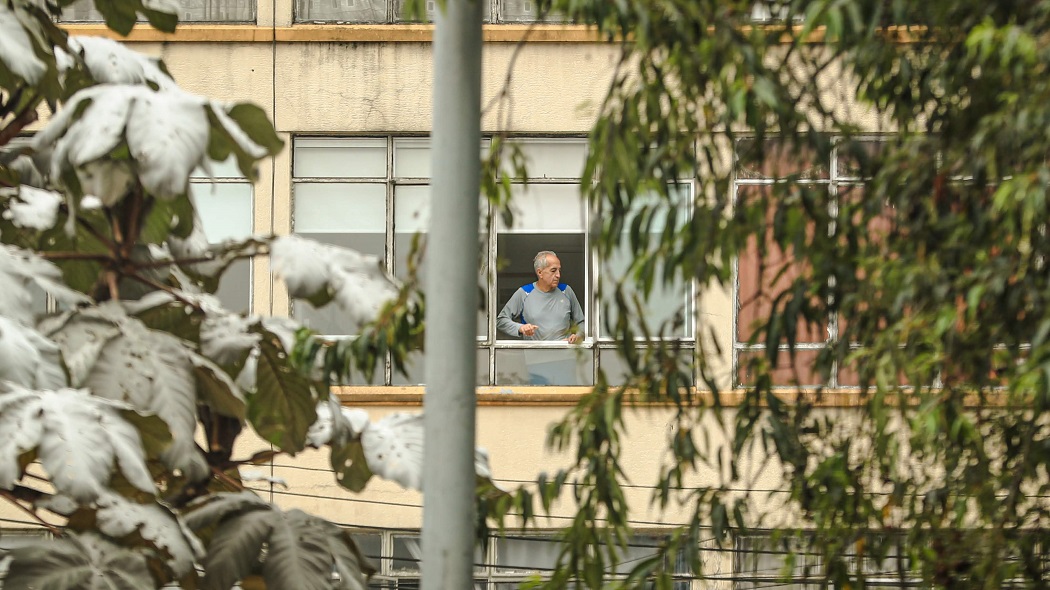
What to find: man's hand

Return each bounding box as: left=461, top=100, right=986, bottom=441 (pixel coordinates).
left=519, top=323, right=538, bottom=337
left=567, top=333, right=580, bottom=344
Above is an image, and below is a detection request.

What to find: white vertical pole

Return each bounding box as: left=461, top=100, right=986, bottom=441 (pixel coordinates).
left=421, top=0, right=483, bottom=588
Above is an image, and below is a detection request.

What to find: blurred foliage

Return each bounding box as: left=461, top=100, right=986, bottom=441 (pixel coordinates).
left=477, top=0, right=1050, bottom=588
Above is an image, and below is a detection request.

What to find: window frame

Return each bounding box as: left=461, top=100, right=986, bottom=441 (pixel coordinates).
left=290, top=134, right=698, bottom=388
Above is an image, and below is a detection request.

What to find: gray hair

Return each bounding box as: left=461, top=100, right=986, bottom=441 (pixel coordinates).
left=533, top=251, right=558, bottom=272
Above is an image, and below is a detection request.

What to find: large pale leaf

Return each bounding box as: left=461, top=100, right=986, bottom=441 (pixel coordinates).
left=0, top=316, right=66, bottom=389
left=359, top=412, right=425, bottom=491
left=0, top=185, right=63, bottom=231
left=200, top=311, right=259, bottom=370
left=39, top=305, right=123, bottom=386
left=0, top=2, right=48, bottom=85
left=58, top=35, right=177, bottom=90
left=45, top=491, right=203, bottom=579
left=131, top=292, right=204, bottom=344
left=0, top=244, right=90, bottom=326
left=184, top=492, right=372, bottom=590
left=307, top=400, right=368, bottom=448
left=358, top=412, right=494, bottom=492
left=246, top=325, right=320, bottom=453
left=32, top=83, right=278, bottom=204
left=270, top=235, right=399, bottom=328
left=0, top=385, right=155, bottom=502
left=4, top=532, right=154, bottom=590
left=92, top=492, right=203, bottom=578
left=82, top=316, right=208, bottom=481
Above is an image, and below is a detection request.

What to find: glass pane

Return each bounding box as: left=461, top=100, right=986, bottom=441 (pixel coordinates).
left=350, top=533, right=382, bottom=569
left=508, top=139, right=587, bottom=179
left=393, top=185, right=430, bottom=234
left=599, top=347, right=694, bottom=387
left=500, top=0, right=567, bottom=22
left=497, top=184, right=585, bottom=233
left=194, top=183, right=253, bottom=313
left=30, top=283, right=48, bottom=316
left=293, top=181, right=385, bottom=336
left=393, top=0, right=490, bottom=22
left=495, top=348, right=592, bottom=386
left=215, top=260, right=251, bottom=314
left=61, top=0, right=254, bottom=21
left=392, top=535, right=485, bottom=573
left=194, top=183, right=253, bottom=241
left=294, top=183, right=386, bottom=232
left=495, top=536, right=561, bottom=573
left=392, top=535, right=421, bottom=572
left=296, top=0, right=388, bottom=22
left=394, top=138, right=490, bottom=178
left=600, top=185, right=692, bottom=339
left=291, top=230, right=384, bottom=336
left=735, top=185, right=827, bottom=344
left=736, top=138, right=830, bottom=180
left=294, top=138, right=387, bottom=178
left=192, top=156, right=243, bottom=179
left=836, top=138, right=885, bottom=179
left=391, top=349, right=490, bottom=386
left=394, top=139, right=432, bottom=178
left=736, top=349, right=826, bottom=387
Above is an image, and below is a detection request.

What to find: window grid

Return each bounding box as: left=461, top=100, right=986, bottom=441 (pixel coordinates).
left=291, top=135, right=697, bottom=388
left=355, top=530, right=692, bottom=589
left=732, top=136, right=896, bottom=389
left=190, top=167, right=256, bottom=315
left=58, top=0, right=255, bottom=23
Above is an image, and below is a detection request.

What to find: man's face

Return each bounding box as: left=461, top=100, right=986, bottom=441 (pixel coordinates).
left=537, top=256, right=562, bottom=291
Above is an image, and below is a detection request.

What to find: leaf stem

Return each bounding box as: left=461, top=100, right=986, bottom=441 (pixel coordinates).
left=0, top=95, right=40, bottom=147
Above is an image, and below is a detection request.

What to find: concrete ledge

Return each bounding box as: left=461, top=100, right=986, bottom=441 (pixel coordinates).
left=58, top=23, right=606, bottom=43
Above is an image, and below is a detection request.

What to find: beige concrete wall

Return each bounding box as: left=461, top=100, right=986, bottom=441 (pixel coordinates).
left=0, top=31, right=869, bottom=535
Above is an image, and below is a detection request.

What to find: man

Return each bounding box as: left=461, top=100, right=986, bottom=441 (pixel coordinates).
left=497, top=250, right=585, bottom=343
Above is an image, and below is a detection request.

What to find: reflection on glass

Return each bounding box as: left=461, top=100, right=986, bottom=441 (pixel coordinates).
left=295, top=0, right=387, bottom=22
left=61, top=0, right=254, bottom=21
left=600, top=185, right=692, bottom=339
left=500, top=0, right=568, bottom=22
left=194, top=182, right=253, bottom=313
left=293, top=138, right=387, bottom=178
left=495, top=348, right=591, bottom=386
left=599, top=347, right=695, bottom=387
left=293, top=183, right=385, bottom=336
left=391, top=349, right=490, bottom=386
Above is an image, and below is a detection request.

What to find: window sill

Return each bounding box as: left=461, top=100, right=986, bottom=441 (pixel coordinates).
left=58, top=23, right=605, bottom=43
left=333, top=386, right=1001, bottom=407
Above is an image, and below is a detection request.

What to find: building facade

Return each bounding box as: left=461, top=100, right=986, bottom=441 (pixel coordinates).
left=0, top=3, right=890, bottom=588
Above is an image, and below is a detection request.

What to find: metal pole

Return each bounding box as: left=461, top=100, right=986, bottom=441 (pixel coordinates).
left=421, top=0, right=482, bottom=588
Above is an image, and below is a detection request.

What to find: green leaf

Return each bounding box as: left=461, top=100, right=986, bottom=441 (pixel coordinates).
left=192, top=353, right=247, bottom=421
left=225, top=103, right=285, bottom=156
left=246, top=325, right=320, bottom=453
left=186, top=493, right=371, bottom=590
left=330, top=439, right=373, bottom=493
left=5, top=532, right=155, bottom=590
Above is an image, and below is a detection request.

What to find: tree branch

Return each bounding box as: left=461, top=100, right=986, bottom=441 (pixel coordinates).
left=0, top=99, right=39, bottom=147
left=38, top=251, right=114, bottom=263
left=125, top=271, right=204, bottom=312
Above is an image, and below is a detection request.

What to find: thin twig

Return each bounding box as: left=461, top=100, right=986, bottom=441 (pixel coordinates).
left=38, top=251, right=114, bottom=263
left=0, top=99, right=39, bottom=146
left=125, top=271, right=204, bottom=312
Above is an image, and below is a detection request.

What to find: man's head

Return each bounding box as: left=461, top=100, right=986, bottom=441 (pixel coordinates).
left=533, top=250, right=562, bottom=292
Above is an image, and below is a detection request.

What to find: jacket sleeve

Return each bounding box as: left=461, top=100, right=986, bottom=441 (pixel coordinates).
left=496, top=288, right=526, bottom=337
